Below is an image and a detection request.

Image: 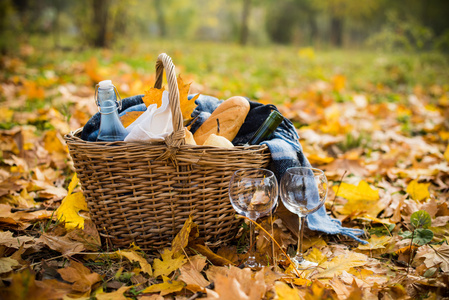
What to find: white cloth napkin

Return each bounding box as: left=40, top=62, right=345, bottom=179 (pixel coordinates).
left=124, top=91, right=173, bottom=142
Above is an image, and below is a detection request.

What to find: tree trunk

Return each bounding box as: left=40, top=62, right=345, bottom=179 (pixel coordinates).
left=92, top=0, right=109, bottom=48
left=330, top=15, right=343, bottom=47
left=155, top=0, right=166, bottom=37
left=308, top=15, right=318, bottom=45
left=239, top=0, right=251, bottom=45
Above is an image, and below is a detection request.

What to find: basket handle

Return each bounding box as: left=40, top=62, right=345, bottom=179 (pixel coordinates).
left=154, top=53, right=185, bottom=162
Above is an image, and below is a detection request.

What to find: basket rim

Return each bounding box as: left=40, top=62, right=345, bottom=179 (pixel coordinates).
left=64, top=127, right=269, bottom=151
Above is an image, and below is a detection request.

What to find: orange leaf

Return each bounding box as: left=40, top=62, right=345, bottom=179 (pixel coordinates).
left=142, top=86, right=165, bottom=108
left=177, top=75, right=199, bottom=121
left=120, top=111, right=144, bottom=128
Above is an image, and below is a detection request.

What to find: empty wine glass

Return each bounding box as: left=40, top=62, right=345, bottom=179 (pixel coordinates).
left=280, top=167, right=328, bottom=269
left=229, top=168, right=278, bottom=268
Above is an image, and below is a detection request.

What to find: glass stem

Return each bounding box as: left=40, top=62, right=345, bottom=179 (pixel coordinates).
left=294, top=216, right=305, bottom=263
left=247, top=220, right=256, bottom=265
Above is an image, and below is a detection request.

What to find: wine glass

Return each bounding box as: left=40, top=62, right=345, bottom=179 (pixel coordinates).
left=280, top=167, right=328, bottom=269
left=229, top=168, right=278, bottom=268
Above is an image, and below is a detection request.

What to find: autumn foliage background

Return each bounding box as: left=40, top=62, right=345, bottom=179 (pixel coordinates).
left=1, top=1, right=449, bottom=299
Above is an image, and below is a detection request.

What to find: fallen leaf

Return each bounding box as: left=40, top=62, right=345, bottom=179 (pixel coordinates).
left=152, top=248, right=186, bottom=278
left=171, top=215, right=198, bottom=257
left=304, top=247, right=327, bottom=264
left=336, top=181, right=383, bottom=218
left=422, top=243, right=449, bottom=272
left=57, top=259, right=102, bottom=297
left=444, top=144, right=449, bottom=162
left=275, top=281, right=301, bottom=300
left=314, top=251, right=368, bottom=278
left=188, top=243, right=234, bottom=266
left=179, top=255, right=209, bottom=293
left=95, top=285, right=131, bottom=300
left=357, top=235, right=393, bottom=251
left=0, top=231, right=35, bottom=249
left=36, top=233, right=85, bottom=256
left=0, top=268, right=63, bottom=300
left=56, top=173, right=87, bottom=230
left=406, top=180, right=430, bottom=202
left=141, top=275, right=185, bottom=296
left=117, top=250, right=153, bottom=276
left=0, top=257, right=19, bottom=274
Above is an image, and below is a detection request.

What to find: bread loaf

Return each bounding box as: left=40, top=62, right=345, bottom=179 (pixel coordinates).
left=184, top=127, right=196, bottom=145
left=203, top=134, right=234, bottom=148
left=193, top=96, right=250, bottom=145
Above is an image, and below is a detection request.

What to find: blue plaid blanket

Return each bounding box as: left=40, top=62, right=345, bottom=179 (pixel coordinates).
left=193, top=95, right=367, bottom=244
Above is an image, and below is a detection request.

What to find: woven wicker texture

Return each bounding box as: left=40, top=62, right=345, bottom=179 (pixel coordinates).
left=65, top=53, right=271, bottom=252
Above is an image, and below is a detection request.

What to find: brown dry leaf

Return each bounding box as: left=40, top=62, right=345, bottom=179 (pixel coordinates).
left=66, top=219, right=101, bottom=251
left=116, top=249, right=153, bottom=276
left=313, top=251, right=368, bottom=279
left=322, top=158, right=368, bottom=179
left=152, top=248, right=187, bottom=278
left=142, top=86, right=165, bottom=107
left=188, top=243, right=234, bottom=266
left=57, top=259, right=102, bottom=297
left=0, top=231, right=35, bottom=249
left=36, top=233, right=85, bottom=256
left=171, top=214, right=198, bottom=257
left=329, top=277, right=362, bottom=300
left=0, top=268, right=64, bottom=300
left=205, top=266, right=267, bottom=300
left=179, top=255, right=210, bottom=292
left=0, top=256, right=19, bottom=274
left=422, top=243, right=449, bottom=272
left=141, top=275, right=185, bottom=296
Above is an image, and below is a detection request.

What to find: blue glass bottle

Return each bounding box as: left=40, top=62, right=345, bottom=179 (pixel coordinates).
left=95, top=80, right=129, bottom=142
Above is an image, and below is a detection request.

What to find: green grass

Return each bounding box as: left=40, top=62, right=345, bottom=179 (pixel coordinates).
left=7, top=36, right=449, bottom=108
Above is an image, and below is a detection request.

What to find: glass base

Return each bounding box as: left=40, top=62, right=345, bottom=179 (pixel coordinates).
left=291, top=258, right=318, bottom=270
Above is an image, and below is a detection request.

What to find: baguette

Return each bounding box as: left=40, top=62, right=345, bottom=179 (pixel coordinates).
left=193, top=96, right=250, bottom=145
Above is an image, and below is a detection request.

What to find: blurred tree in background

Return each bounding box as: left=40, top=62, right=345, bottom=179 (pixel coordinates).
left=0, top=0, right=448, bottom=52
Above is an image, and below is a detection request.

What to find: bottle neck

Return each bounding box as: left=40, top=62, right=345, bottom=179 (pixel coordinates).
left=97, top=87, right=118, bottom=114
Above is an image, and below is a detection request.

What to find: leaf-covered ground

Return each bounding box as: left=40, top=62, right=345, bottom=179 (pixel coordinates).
left=1, top=41, right=449, bottom=299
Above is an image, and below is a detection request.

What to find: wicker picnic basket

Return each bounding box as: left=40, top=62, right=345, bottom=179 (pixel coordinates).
left=64, top=53, right=271, bottom=252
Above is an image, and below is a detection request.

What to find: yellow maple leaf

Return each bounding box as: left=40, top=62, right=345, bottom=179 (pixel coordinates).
left=406, top=179, right=430, bottom=202
left=153, top=248, right=187, bottom=278
left=275, top=281, right=301, bottom=300
left=120, top=111, right=144, bottom=128
left=335, top=181, right=382, bottom=218
left=116, top=250, right=152, bottom=276
left=141, top=276, right=185, bottom=296
left=142, top=86, right=165, bottom=108
left=444, top=144, right=449, bottom=162
left=95, top=286, right=130, bottom=300
left=56, top=174, right=88, bottom=230
left=171, top=215, right=198, bottom=257
left=303, top=247, right=327, bottom=264
left=314, top=252, right=368, bottom=279
left=357, top=235, right=393, bottom=251
left=43, top=130, right=68, bottom=155
left=178, top=75, right=199, bottom=121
